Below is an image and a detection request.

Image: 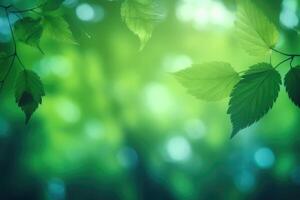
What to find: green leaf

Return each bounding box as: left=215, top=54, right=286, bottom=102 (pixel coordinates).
left=228, top=63, right=281, bottom=137
left=284, top=66, right=300, bottom=108
left=42, top=0, right=64, bottom=11
left=14, top=17, right=43, bottom=49
left=235, top=0, right=279, bottom=56
left=175, top=62, right=240, bottom=101
left=15, top=70, right=45, bottom=124
left=42, top=14, right=76, bottom=44
left=121, top=0, right=165, bottom=50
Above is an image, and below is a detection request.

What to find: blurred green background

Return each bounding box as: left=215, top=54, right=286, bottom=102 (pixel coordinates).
left=1, top=0, right=300, bottom=199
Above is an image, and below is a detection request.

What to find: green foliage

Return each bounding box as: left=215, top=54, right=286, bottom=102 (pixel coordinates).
left=175, top=62, right=240, bottom=101
left=121, top=0, right=164, bottom=50
left=14, top=17, right=43, bottom=49
left=175, top=0, right=299, bottom=137
left=41, top=0, right=64, bottom=11
left=235, top=0, right=279, bottom=56
left=0, top=55, right=19, bottom=92
left=15, top=15, right=75, bottom=47
left=0, top=54, right=10, bottom=81
left=284, top=66, right=300, bottom=108
left=42, top=14, right=76, bottom=44
left=15, top=70, right=45, bottom=124
left=228, top=63, right=281, bottom=137
left=0, top=0, right=72, bottom=124
left=0, top=0, right=299, bottom=138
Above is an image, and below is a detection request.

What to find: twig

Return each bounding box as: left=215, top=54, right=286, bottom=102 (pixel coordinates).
left=271, top=48, right=300, bottom=57
left=0, top=6, right=27, bottom=91
left=9, top=4, right=44, bottom=13
left=274, top=57, right=292, bottom=69
left=0, top=56, right=15, bottom=91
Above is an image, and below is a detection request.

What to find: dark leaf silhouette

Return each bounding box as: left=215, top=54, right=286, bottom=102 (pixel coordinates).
left=228, top=63, right=281, bottom=137
left=15, top=70, right=45, bottom=123
left=285, top=66, right=300, bottom=108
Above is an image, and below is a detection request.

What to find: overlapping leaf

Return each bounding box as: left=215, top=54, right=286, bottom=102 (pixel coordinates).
left=121, top=0, right=165, bottom=50
left=228, top=63, right=281, bottom=137
left=284, top=66, right=300, bottom=108
left=15, top=70, right=45, bottom=123
left=42, top=14, right=76, bottom=44
left=14, top=17, right=43, bottom=49
left=42, top=0, right=64, bottom=11
left=175, top=62, right=240, bottom=101
left=235, top=0, right=279, bottom=56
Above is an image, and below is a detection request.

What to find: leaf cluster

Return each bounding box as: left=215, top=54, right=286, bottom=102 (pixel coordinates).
left=175, top=0, right=300, bottom=138
left=0, top=0, right=74, bottom=123
left=0, top=0, right=164, bottom=124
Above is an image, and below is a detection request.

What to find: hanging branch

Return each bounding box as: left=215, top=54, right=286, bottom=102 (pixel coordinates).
left=0, top=4, right=43, bottom=91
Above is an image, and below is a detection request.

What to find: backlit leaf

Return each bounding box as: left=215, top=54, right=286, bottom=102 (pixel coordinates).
left=235, top=0, right=279, bottom=56
left=0, top=55, right=19, bottom=93
left=121, top=0, right=165, bottom=50
left=175, top=62, right=240, bottom=101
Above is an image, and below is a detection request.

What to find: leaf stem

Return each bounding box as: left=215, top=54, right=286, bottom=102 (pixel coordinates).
left=9, top=4, right=44, bottom=13
left=238, top=56, right=294, bottom=75
left=271, top=47, right=299, bottom=69
left=0, top=56, right=15, bottom=91
left=289, top=56, right=295, bottom=68
left=15, top=55, right=26, bottom=69
left=0, top=7, right=27, bottom=91
left=272, top=48, right=300, bottom=57
left=0, top=2, right=46, bottom=93
left=5, top=8, right=17, bottom=52
left=5, top=7, right=26, bottom=70
left=274, top=57, right=292, bottom=69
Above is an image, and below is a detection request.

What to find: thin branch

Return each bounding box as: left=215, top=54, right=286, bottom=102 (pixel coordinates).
left=5, top=7, right=26, bottom=70
left=0, top=56, right=16, bottom=92
left=0, top=2, right=44, bottom=89
left=275, top=57, right=292, bottom=69
left=5, top=8, right=17, bottom=51
left=0, top=2, right=45, bottom=94
left=290, top=56, right=295, bottom=68
left=0, top=8, right=17, bottom=91
left=238, top=55, right=294, bottom=74
left=272, top=48, right=300, bottom=57
left=9, top=6, right=43, bottom=16
left=0, top=6, right=27, bottom=92
left=15, top=55, right=26, bottom=69
left=9, top=4, right=44, bottom=13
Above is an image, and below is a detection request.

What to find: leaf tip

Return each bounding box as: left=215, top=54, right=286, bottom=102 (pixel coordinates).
left=25, top=113, right=33, bottom=125
left=230, top=128, right=239, bottom=139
